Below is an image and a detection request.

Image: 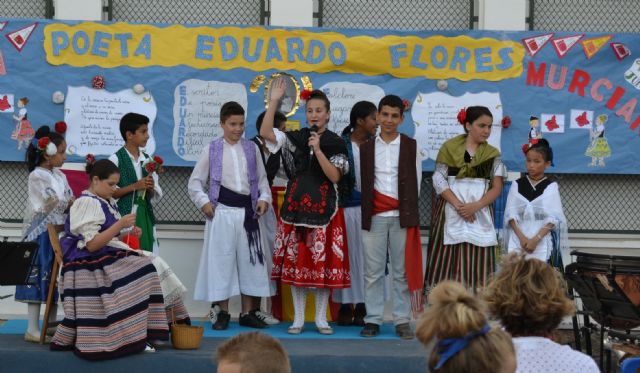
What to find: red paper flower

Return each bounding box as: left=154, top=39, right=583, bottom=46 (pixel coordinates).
left=501, top=116, right=512, bottom=129
left=37, top=137, right=50, bottom=150
left=300, top=89, right=312, bottom=101
left=457, top=108, right=467, bottom=125
left=85, top=153, right=96, bottom=164
left=153, top=155, right=164, bottom=165
left=145, top=162, right=157, bottom=174
left=92, top=75, right=105, bottom=89
left=402, top=99, right=411, bottom=112
left=55, top=121, right=67, bottom=134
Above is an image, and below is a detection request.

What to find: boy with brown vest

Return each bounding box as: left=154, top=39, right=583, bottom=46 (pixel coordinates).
left=359, top=95, right=423, bottom=339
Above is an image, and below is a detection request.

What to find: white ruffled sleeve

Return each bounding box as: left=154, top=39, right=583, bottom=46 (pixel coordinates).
left=69, top=197, right=106, bottom=250
left=432, top=163, right=450, bottom=195
left=492, top=156, right=507, bottom=178
left=264, top=128, right=296, bottom=154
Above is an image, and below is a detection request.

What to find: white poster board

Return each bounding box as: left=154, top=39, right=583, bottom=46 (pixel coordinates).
left=64, top=86, right=157, bottom=156
left=319, top=82, right=385, bottom=134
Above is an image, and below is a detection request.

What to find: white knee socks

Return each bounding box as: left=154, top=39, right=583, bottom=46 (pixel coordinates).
left=314, top=288, right=330, bottom=329
left=291, top=286, right=307, bottom=328
left=26, top=303, right=41, bottom=336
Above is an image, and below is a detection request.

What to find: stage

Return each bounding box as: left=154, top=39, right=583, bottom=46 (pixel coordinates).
left=0, top=319, right=427, bottom=372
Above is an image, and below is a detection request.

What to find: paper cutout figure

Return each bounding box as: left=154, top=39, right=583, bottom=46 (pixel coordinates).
left=580, top=35, right=613, bottom=59
left=585, top=114, right=612, bottom=167
left=528, top=116, right=541, bottom=140
left=11, top=97, right=34, bottom=150
left=551, top=34, right=584, bottom=58
left=5, top=23, right=38, bottom=52
left=611, top=42, right=631, bottom=61
left=522, top=33, right=554, bottom=57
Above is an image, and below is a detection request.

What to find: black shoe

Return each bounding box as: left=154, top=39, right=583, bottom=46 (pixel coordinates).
left=395, top=323, right=414, bottom=340
left=360, top=323, right=380, bottom=337
left=213, top=310, right=230, bottom=330
left=239, top=310, right=268, bottom=329
left=353, top=303, right=367, bottom=327
left=337, top=304, right=353, bottom=326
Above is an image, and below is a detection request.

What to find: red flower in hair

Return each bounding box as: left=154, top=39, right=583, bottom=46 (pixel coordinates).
left=300, top=89, right=312, bottom=101
left=402, top=99, right=411, bottom=112
left=55, top=121, right=67, bottom=134
left=501, top=116, right=512, bottom=129
left=457, top=108, right=467, bottom=125
left=153, top=155, right=164, bottom=165
left=37, top=137, right=50, bottom=150
left=522, top=144, right=529, bottom=154
left=86, top=153, right=96, bottom=164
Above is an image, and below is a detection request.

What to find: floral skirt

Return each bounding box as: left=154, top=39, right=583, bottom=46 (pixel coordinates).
left=15, top=232, right=57, bottom=303
left=271, top=208, right=350, bottom=289
left=585, top=137, right=611, bottom=158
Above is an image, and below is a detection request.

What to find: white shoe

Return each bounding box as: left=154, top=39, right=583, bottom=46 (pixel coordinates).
left=144, top=342, right=156, bottom=353
left=255, top=310, right=280, bottom=325
left=209, top=304, right=221, bottom=325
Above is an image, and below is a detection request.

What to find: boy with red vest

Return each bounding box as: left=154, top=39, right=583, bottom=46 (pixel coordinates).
left=360, top=95, right=424, bottom=339
left=188, top=102, right=272, bottom=330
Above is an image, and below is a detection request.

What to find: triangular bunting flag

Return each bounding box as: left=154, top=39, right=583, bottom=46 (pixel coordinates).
left=0, top=21, right=7, bottom=31
left=0, top=50, right=6, bottom=76
left=522, top=33, right=554, bottom=57
left=611, top=42, right=631, bottom=61
left=5, top=22, right=38, bottom=52
left=580, top=35, right=613, bottom=60
left=551, top=34, right=584, bottom=58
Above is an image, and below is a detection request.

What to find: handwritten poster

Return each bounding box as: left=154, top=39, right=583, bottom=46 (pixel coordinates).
left=319, top=82, right=386, bottom=134
left=64, top=86, right=157, bottom=156
left=412, top=91, right=503, bottom=161
left=172, top=79, right=247, bottom=162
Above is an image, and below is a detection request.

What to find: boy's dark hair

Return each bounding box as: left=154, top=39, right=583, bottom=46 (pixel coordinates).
left=342, top=101, right=377, bottom=136
left=307, top=90, right=330, bottom=112
left=527, top=138, right=554, bottom=163
left=216, top=332, right=291, bottom=373
left=256, top=111, right=287, bottom=133
left=220, top=101, right=245, bottom=123
left=378, top=95, right=404, bottom=115
left=462, top=106, right=493, bottom=133
left=26, top=125, right=65, bottom=172
left=86, top=159, right=120, bottom=180
left=119, top=112, right=149, bottom=140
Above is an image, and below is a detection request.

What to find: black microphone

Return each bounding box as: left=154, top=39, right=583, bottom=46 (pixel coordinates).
left=309, top=125, right=319, bottom=156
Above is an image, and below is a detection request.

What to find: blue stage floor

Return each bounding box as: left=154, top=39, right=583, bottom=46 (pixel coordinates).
left=0, top=319, right=428, bottom=372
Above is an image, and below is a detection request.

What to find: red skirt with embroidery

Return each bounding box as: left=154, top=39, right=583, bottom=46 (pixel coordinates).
left=271, top=208, right=350, bottom=288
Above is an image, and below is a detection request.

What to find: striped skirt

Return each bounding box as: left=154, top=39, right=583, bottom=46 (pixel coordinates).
left=50, top=250, right=169, bottom=360
left=425, top=195, right=497, bottom=294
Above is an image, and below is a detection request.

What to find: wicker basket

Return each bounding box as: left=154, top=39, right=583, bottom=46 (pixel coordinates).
left=170, top=310, right=204, bottom=350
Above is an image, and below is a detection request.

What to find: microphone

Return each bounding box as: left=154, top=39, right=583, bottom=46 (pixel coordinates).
left=309, top=125, right=319, bottom=156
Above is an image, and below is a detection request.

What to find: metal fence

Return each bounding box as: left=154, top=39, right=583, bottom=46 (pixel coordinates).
left=0, top=0, right=53, bottom=18
left=105, top=0, right=268, bottom=25
left=528, top=0, right=640, bottom=32
left=316, top=0, right=476, bottom=30
left=2, top=161, right=638, bottom=232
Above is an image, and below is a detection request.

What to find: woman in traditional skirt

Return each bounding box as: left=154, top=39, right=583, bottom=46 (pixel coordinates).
left=17, top=125, right=73, bottom=343
left=51, top=159, right=189, bottom=360
left=261, top=79, right=350, bottom=335
left=333, top=101, right=377, bottom=326
left=425, top=106, right=506, bottom=293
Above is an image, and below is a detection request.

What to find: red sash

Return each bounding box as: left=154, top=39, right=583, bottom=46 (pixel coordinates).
left=373, top=190, right=424, bottom=316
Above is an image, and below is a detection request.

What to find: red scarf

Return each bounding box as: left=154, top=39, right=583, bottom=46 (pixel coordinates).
left=373, top=190, right=424, bottom=317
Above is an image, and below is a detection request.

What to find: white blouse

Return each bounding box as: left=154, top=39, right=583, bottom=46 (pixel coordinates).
left=513, top=337, right=599, bottom=373
left=68, top=192, right=129, bottom=251
left=188, top=140, right=272, bottom=210
left=22, top=167, right=73, bottom=241
left=432, top=156, right=506, bottom=195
